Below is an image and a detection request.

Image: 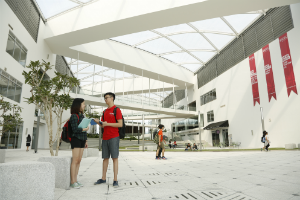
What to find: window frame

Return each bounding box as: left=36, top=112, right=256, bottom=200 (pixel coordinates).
left=207, top=110, right=214, bottom=123
left=200, top=88, right=217, bottom=106
left=6, top=31, right=28, bottom=67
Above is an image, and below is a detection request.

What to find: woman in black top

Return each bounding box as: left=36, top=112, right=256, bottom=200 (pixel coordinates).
left=26, top=134, right=31, bottom=152
left=70, top=98, right=89, bottom=189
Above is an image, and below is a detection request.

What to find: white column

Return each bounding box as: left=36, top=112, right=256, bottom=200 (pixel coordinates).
left=101, top=60, right=103, bottom=99
left=142, top=114, right=145, bottom=151
left=149, top=78, right=150, bottom=106
left=76, top=52, right=79, bottom=95
left=142, top=70, right=143, bottom=107
left=114, top=69, right=116, bottom=93
left=92, top=65, right=95, bottom=95
left=123, top=65, right=125, bottom=104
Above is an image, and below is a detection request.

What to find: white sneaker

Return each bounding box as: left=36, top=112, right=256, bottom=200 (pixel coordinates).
left=70, top=182, right=80, bottom=189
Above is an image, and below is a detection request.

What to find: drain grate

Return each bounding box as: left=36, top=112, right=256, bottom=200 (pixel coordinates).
left=195, top=191, right=254, bottom=200
left=164, top=192, right=200, bottom=199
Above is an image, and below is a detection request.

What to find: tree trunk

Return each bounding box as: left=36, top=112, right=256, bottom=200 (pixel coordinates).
left=55, top=112, right=63, bottom=156
left=47, top=108, right=54, bottom=156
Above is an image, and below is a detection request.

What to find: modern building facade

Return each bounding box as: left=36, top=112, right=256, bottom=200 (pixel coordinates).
left=0, top=0, right=299, bottom=150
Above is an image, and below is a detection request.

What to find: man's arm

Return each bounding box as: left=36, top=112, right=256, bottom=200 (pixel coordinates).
left=103, top=119, right=123, bottom=128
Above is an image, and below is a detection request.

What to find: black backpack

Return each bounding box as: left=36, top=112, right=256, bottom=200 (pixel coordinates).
left=103, top=107, right=126, bottom=139
left=261, top=136, right=265, bottom=143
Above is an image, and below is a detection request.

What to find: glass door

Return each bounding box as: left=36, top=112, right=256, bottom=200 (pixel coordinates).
left=222, top=129, right=229, bottom=147
left=212, top=131, right=220, bottom=147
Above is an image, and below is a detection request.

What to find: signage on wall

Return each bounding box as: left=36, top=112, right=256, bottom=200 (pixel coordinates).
left=279, top=33, right=298, bottom=97
left=249, top=54, right=260, bottom=106
left=262, top=44, right=277, bottom=102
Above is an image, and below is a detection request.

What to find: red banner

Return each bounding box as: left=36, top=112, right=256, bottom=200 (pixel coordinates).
left=279, top=33, right=298, bottom=97
left=262, top=45, right=277, bottom=101
left=249, top=54, right=260, bottom=106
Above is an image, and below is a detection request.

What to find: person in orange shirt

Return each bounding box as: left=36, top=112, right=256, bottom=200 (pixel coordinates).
left=156, top=124, right=167, bottom=160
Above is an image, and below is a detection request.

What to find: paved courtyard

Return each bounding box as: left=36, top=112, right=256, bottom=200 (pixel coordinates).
left=4, top=150, right=300, bottom=200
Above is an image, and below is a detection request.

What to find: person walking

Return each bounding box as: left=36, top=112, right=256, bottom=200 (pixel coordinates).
left=70, top=98, right=89, bottom=189
left=94, top=92, right=123, bottom=187
left=265, top=131, right=270, bottom=151
left=156, top=124, right=167, bottom=160
left=261, top=131, right=270, bottom=152
left=26, top=134, right=31, bottom=151
left=169, top=140, right=172, bottom=149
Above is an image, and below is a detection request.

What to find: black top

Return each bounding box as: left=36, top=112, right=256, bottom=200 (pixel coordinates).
left=26, top=136, right=31, bottom=142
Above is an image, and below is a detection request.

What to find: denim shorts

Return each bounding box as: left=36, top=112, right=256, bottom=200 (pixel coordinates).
left=102, top=137, right=119, bottom=159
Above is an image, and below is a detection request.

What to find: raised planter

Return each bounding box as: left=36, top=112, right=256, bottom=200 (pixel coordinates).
left=87, top=148, right=99, bottom=157
left=285, top=143, right=296, bottom=149
left=38, top=156, right=71, bottom=190
left=0, top=149, right=5, bottom=163
left=0, top=161, right=55, bottom=200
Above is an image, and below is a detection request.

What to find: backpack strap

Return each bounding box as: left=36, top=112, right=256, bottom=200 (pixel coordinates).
left=102, top=109, right=106, bottom=121
left=76, top=114, right=79, bottom=123
left=113, top=107, right=118, bottom=123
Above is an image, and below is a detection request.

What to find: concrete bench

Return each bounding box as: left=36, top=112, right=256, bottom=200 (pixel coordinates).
left=88, top=148, right=99, bottom=157
left=285, top=143, right=296, bottom=149
left=0, top=149, right=5, bottom=163
left=83, top=148, right=99, bottom=158
left=0, top=161, right=55, bottom=200
left=83, top=148, right=88, bottom=158
left=38, top=156, right=71, bottom=190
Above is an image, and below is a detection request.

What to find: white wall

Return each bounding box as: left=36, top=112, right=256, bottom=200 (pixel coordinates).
left=196, top=3, right=300, bottom=148
left=0, top=1, right=71, bottom=150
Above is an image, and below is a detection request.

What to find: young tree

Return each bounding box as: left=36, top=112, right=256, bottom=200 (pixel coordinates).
left=22, top=60, right=80, bottom=156
left=0, top=96, right=23, bottom=143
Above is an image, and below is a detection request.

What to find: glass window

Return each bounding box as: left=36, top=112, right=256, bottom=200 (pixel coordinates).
left=0, top=75, right=9, bottom=97
left=207, top=110, right=214, bottom=123
left=6, top=35, right=15, bottom=56
left=201, top=89, right=217, bottom=106
left=19, top=49, right=27, bottom=67
left=7, top=80, right=15, bottom=101
left=13, top=42, right=21, bottom=62
left=15, top=84, right=22, bottom=103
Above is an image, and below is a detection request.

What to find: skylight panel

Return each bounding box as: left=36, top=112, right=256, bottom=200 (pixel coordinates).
left=169, top=33, right=214, bottom=50
left=191, top=52, right=216, bottom=62
left=154, top=24, right=194, bottom=35
left=162, top=52, right=199, bottom=64
left=202, top=33, right=235, bottom=49
left=136, top=38, right=181, bottom=55
left=80, top=65, right=95, bottom=72
left=190, top=18, right=233, bottom=33
left=103, top=70, right=116, bottom=78
left=224, top=14, right=260, bottom=33
left=111, top=31, right=159, bottom=46
left=36, top=0, right=79, bottom=19
left=181, top=64, right=202, bottom=72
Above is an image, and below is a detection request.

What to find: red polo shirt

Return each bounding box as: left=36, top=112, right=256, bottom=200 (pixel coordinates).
left=101, top=105, right=122, bottom=140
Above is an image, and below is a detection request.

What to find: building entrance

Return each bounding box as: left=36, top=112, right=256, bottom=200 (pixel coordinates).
left=212, top=130, right=220, bottom=147
left=222, top=129, right=229, bottom=147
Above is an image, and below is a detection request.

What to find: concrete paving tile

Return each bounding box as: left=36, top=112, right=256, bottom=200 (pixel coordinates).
left=243, top=185, right=295, bottom=200
left=217, top=179, right=257, bottom=191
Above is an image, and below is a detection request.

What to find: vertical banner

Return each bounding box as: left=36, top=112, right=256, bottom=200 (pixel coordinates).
left=279, top=33, right=298, bottom=96
left=262, top=45, right=277, bottom=101
left=249, top=54, right=260, bottom=106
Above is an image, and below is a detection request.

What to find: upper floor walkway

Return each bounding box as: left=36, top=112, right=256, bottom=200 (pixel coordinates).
left=69, top=89, right=197, bottom=119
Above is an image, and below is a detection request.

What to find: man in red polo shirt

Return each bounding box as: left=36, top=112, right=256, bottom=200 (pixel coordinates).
left=93, top=92, right=123, bottom=187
